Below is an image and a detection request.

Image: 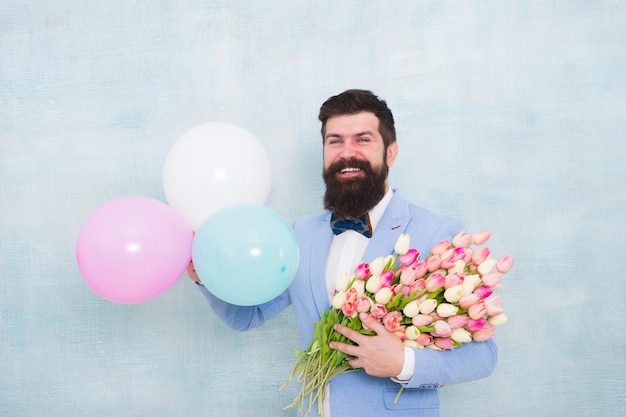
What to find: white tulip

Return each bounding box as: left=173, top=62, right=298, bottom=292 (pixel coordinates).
left=444, top=285, right=464, bottom=303
left=403, top=300, right=420, bottom=318
left=436, top=303, right=459, bottom=318
left=350, top=279, right=365, bottom=296
left=374, top=287, right=393, bottom=304
left=405, top=325, right=421, bottom=340
left=419, top=299, right=438, bottom=315
left=488, top=313, right=509, bottom=326
left=394, top=234, right=411, bottom=255
left=331, top=291, right=347, bottom=309
left=334, top=272, right=351, bottom=292
left=477, top=258, right=497, bottom=275
left=451, top=328, right=473, bottom=343
left=365, top=275, right=381, bottom=293
left=369, top=257, right=385, bottom=276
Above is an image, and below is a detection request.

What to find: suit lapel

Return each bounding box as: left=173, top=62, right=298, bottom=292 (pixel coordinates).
left=309, top=213, right=333, bottom=315
left=362, top=191, right=412, bottom=262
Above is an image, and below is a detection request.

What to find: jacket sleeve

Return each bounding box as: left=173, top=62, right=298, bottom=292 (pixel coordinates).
left=195, top=283, right=291, bottom=332
left=402, top=335, right=498, bottom=389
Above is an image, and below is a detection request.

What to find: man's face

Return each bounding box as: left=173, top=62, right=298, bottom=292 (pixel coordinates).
left=322, top=112, right=398, bottom=218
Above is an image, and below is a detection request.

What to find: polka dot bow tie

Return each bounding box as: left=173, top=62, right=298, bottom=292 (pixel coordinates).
left=330, top=213, right=372, bottom=238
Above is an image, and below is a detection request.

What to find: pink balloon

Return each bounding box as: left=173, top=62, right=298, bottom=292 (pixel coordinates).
left=76, top=196, right=193, bottom=304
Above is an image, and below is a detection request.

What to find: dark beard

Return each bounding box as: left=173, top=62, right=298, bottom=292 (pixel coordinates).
left=323, top=158, right=388, bottom=218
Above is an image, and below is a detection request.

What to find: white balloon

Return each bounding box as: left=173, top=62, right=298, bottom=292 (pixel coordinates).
left=163, top=122, right=272, bottom=229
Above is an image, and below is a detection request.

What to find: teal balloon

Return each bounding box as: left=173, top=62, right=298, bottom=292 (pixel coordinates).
left=192, top=205, right=299, bottom=306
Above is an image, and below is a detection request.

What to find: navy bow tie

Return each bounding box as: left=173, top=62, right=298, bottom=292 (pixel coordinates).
left=330, top=213, right=372, bottom=238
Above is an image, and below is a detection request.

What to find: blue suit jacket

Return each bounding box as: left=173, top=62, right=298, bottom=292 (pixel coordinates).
left=198, top=191, right=498, bottom=416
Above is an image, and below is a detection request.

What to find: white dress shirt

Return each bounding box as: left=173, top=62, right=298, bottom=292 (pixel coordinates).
left=322, top=189, right=414, bottom=416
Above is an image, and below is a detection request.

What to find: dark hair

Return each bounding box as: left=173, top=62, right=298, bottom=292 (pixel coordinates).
left=318, top=89, right=396, bottom=147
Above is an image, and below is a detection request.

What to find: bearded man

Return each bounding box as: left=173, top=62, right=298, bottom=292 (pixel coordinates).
left=189, top=89, right=498, bottom=417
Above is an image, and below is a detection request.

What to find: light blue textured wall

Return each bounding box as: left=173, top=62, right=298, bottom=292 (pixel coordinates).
left=1, top=1, right=625, bottom=416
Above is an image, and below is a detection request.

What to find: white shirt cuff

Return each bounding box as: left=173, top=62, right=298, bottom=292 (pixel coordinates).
left=393, top=346, right=415, bottom=382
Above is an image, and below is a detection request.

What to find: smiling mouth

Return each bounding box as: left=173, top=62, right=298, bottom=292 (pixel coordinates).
left=340, top=167, right=362, bottom=174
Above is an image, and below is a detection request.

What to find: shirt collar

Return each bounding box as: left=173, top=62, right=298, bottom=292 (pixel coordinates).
left=367, top=188, right=393, bottom=233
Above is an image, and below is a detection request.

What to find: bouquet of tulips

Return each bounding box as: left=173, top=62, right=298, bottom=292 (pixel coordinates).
left=280, top=230, right=514, bottom=417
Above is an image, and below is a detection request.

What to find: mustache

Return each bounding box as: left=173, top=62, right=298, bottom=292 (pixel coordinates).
left=325, top=158, right=374, bottom=176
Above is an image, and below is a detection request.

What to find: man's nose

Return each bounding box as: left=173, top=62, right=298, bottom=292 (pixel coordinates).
left=339, top=141, right=357, bottom=159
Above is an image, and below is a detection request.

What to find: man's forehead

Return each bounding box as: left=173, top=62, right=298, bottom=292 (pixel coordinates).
left=325, top=112, right=380, bottom=136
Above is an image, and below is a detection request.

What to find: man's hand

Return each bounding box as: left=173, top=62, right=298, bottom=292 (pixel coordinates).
left=187, top=261, right=202, bottom=284
left=329, top=312, right=405, bottom=378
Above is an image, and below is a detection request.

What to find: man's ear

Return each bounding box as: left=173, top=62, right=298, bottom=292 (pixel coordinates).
left=386, top=142, right=399, bottom=167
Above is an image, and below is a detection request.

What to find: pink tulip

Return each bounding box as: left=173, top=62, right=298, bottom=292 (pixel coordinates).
left=416, top=333, right=434, bottom=347
left=394, top=328, right=407, bottom=341
left=466, top=318, right=487, bottom=332
left=447, top=315, right=470, bottom=329
left=468, top=301, right=487, bottom=320
left=426, top=255, right=442, bottom=272
left=496, top=254, right=515, bottom=273
left=440, top=250, right=457, bottom=269
left=355, top=295, right=371, bottom=313
left=473, top=285, right=493, bottom=300
left=453, top=247, right=467, bottom=262
left=370, top=303, right=387, bottom=319
left=398, top=267, right=415, bottom=286
left=432, top=320, right=453, bottom=337
left=400, top=261, right=427, bottom=285
left=434, top=337, right=455, bottom=350
left=425, top=273, right=446, bottom=292
left=430, top=240, right=451, bottom=255
left=414, top=261, right=428, bottom=278
left=342, top=301, right=356, bottom=317
left=481, top=271, right=502, bottom=287
left=380, top=270, right=394, bottom=287
left=410, top=278, right=426, bottom=293
left=471, top=247, right=490, bottom=265
left=354, top=262, right=370, bottom=280
left=412, top=314, right=434, bottom=327
left=390, top=283, right=403, bottom=296
left=399, top=248, right=419, bottom=267
left=444, top=273, right=463, bottom=289
left=346, top=287, right=358, bottom=303
left=452, top=230, right=473, bottom=248
left=472, top=323, right=495, bottom=342
left=472, top=230, right=491, bottom=246
left=458, top=293, right=480, bottom=310
left=382, top=311, right=403, bottom=332
left=462, top=247, right=474, bottom=263
left=484, top=295, right=504, bottom=316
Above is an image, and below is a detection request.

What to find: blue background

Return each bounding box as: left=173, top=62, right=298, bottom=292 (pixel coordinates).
left=1, top=1, right=624, bottom=416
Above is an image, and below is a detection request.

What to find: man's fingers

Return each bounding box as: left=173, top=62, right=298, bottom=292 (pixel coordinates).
left=359, top=312, right=387, bottom=336
left=332, top=323, right=363, bottom=344
left=329, top=340, right=358, bottom=357
left=186, top=261, right=201, bottom=283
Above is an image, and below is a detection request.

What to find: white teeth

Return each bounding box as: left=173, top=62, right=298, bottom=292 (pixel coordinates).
left=341, top=167, right=360, bottom=173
